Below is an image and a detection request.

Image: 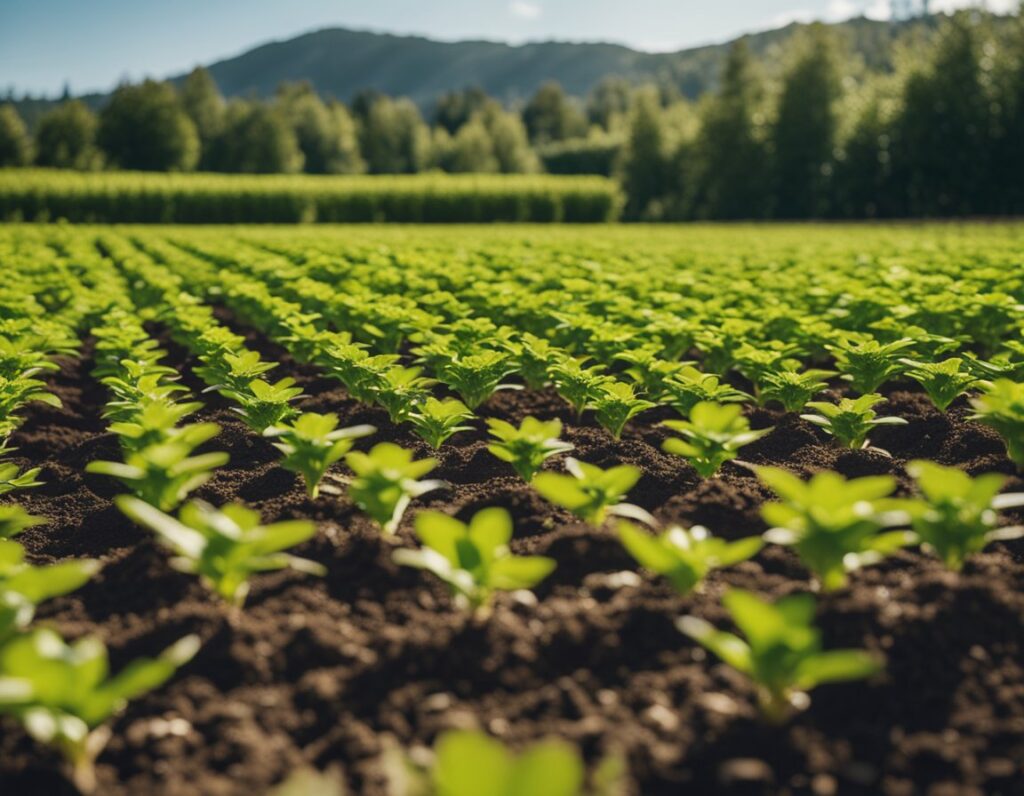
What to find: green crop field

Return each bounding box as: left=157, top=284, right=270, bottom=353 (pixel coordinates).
left=1, top=221, right=1023, bottom=794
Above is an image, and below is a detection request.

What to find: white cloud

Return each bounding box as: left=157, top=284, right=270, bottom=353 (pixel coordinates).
left=768, top=8, right=818, bottom=26
left=825, top=0, right=861, bottom=20
left=509, top=1, right=542, bottom=20
left=864, top=0, right=892, bottom=20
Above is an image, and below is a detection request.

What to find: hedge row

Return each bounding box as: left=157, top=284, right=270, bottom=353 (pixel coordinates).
left=0, top=170, right=623, bottom=223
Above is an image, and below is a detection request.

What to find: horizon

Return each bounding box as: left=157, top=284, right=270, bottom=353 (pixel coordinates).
left=3, top=0, right=1013, bottom=98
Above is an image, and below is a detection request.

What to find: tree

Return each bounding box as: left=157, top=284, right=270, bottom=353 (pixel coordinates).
left=0, top=105, right=32, bottom=167
left=522, top=82, right=586, bottom=144
left=832, top=90, right=899, bottom=218
left=206, top=100, right=303, bottom=173
left=98, top=80, right=199, bottom=171
left=276, top=84, right=364, bottom=173
left=693, top=40, right=770, bottom=219
left=587, top=77, right=633, bottom=130
left=479, top=104, right=538, bottom=173
left=434, top=86, right=490, bottom=134
left=896, top=13, right=996, bottom=216
left=181, top=67, right=225, bottom=166
left=33, top=100, right=101, bottom=169
left=435, top=117, right=498, bottom=172
left=991, top=15, right=1024, bottom=214
left=771, top=26, right=843, bottom=218
left=618, top=86, right=667, bottom=218
left=358, top=96, right=430, bottom=174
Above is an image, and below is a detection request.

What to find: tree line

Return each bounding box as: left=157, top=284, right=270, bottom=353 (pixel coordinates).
left=0, top=10, right=1021, bottom=219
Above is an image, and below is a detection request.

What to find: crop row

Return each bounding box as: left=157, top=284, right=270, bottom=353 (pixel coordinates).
left=1, top=225, right=1023, bottom=793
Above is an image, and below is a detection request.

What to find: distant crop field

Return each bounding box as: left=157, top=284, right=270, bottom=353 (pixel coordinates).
left=1, top=222, right=1023, bottom=795
left=0, top=170, right=623, bottom=223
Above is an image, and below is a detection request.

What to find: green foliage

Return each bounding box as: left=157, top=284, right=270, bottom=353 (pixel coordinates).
left=800, top=394, right=907, bottom=449
left=409, top=397, right=475, bottom=449
left=0, top=628, right=199, bottom=792
left=437, top=351, right=518, bottom=410
left=386, top=729, right=613, bottom=796
left=904, top=460, right=1024, bottom=570
left=662, top=366, right=750, bottom=417
left=264, top=413, right=375, bottom=498
left=87, top=428, right=229, bottom=512
left=899, top=357, right=981, bottom=412
left=619, top=522, right=762, bottom=594
left=758, top=467, right=912, bottom=591
left=0, top=105, right=31, bottom=168
left=345, top=443, right=443, bottom=534
left=486, top=416, right=573, bottom=482
left=826, top=337, right=915, bottom=395
left=0, top=461, right=43, bottom=497
left=757, top=367, right=835, bottom=413
left=590, top=381, right=655, bottom=439
left=678, top=590, right=883, bottom=722
left=394, top=507, right=555, bottom=612
left=971, top=379, right=1024, bottom=467
left=549, top=357, right=607, bottom=418
left=117, top=496, right=324, bottom=607
left=0, top=505, right=45, bottom=540
left=208, top=100, right=304, bottom=174
left=0, top=540, right=98, bottom=636
left=662, top=402, right=771, bottom=477
left=533, top=458, right=647, bottom=527
left=98, top=80, right=199, bottom=171
left=33, top=101, right=101, bottom=170
left=224, top=377, right=305, bottom=433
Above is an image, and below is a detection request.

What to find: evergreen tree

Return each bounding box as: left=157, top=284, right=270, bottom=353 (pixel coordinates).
left=619, top=86, right=667, bottom=218
left=522, top=82, right=586, bottom=144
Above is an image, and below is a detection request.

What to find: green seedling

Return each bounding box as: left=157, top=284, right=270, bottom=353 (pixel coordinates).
left=0, top=505, right=45, bottom=539
left=590, top=381, right=655, bottom=439
left=533, top=458, right=650, bottom=526
left=345, top=443, right=444, bottom=535
left=117, top=496, right=324, bottom=607
left=971, top=379, right=1024, bottom=467
left=904, top=460, right=1024, bottom=570
left=0, top=461, right=43, bottom=496
left=899, top=357, right=982, bottom=412
left=758, top=467, right=913, bottom=591
left=264, top=413, right=375, bottom=498
left=0, top=539, right=98, bottom=637
left=0, top=628, right=199, bottom=793
left=394, top=507, right=556, bottom=613
left=662, top=366, right=750, bottom=418
left=619, top=522, right=762, bottom=594
left=409, top=397, right=476, bottom=449
left=662, top=402, right=772, bottom=477
left=438, top=351, right=519, bottom=410
left=678, top=589, right=883, bottom=723
left=826, top=336, right=914, bottom=394
left=758, top=367, right=835, bottom=413
left=801, top=394, right=908, bottom=450
left=487, top=416, right=574, bottom=482
left=224, top=377, right=306, bottom=432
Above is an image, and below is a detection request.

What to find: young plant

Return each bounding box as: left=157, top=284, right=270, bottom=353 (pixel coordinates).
left=678, top=590, right=883, bottom=723
left=116, top=496, right=325, bottom=607
left=394, top=507, right=556, bottom=614
left=438, top=351, right=519, bottom=410
left=533, top=458, right=649, bottom=526
left=970, top=379, right=1024, bottom=467
left=662, top=402, right=772, bottom=478
left=800, top=394, right=908, bottom=450
left=662, top=366, right=751, bottom=418
left=486, top=416, right=574, bottom=482
left=549, top=356, right=608, bottom=418
left=224, top=377, right=305, bottom=433
left=371, top=365, right=437, bottom=424
left=409, top=397, right=476, bottom=449
left=904, top=460, right=1024, bottom=570
left=0, top=540, right=98, bottom=634
left=107, top=405, right=212, bottom=454
left=826, top=336, right=915, bottom=395
left=0, top=505, right=45, bottom=539
left=615, top=346, right=688, bottom=400
left=0, top=628, right=200, bottom=793
left=758, top=467, right=913, bottom=591
left=385, top=729, right=600, bottom=796
left=264, top=413, right=375, bottom=499
left=505, top=332, right=558, bottom=390
left=87, top=431, right=229, bottom=512
left=590, top=381, right=655, bottom=439
left=619, top=522, right=762, bottom=595
left=196, top=349, right=277, bottom=393
left=899, top=357, right=981, bottom=412
left=758, top=367, right=835, bottom=413
left=345, top=443, right=444, bottom=535
left=0, top=460, right=43, bottom=497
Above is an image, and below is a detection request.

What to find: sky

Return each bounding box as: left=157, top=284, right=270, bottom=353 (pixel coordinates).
left=1, top=0, right=1016, bottom=96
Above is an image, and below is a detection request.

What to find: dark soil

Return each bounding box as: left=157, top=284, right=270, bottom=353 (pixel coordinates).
left=2, top=326, right=1023, bottom=796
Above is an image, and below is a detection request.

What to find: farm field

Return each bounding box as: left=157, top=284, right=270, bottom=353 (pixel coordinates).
left=1, top=222, right=1023, bottom=795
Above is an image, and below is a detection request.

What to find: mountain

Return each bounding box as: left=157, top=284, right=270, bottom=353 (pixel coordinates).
left=8, top=14, right=951, bottom=124
left=177, top=17, right=928, bottom=107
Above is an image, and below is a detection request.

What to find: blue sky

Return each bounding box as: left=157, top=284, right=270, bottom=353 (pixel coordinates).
left=1, top=0, right=1013, bottom=96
